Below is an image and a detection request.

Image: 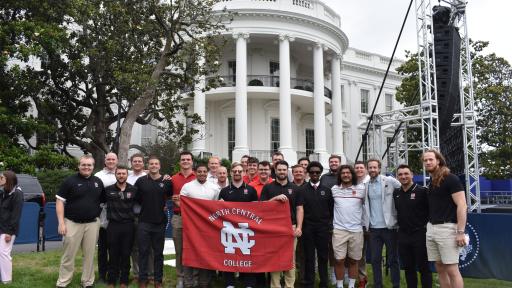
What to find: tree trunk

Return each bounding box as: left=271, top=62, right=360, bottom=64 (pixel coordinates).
left=117, top=36, right=172, bottom=165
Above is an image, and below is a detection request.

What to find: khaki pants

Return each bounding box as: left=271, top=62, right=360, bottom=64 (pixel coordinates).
left=270, top=229, right=298, bottom=288
left=172, top=215, right=183, bottom=282
left=56, top=218, right=100, bottom=287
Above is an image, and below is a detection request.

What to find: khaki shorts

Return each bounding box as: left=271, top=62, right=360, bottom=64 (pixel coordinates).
left=426, top=222, right=461, bottom=264
left=332, top=229, right=364, bottom=260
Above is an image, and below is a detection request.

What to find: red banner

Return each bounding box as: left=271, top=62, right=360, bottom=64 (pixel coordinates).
left=181, top=196, right=294, bottom=272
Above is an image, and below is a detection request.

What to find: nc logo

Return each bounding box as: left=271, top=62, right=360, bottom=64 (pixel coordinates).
left=221, top=221, right=255, bottom=255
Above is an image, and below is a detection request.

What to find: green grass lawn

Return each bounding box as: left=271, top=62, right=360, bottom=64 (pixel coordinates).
left=6, top=248, right=512, bottom=288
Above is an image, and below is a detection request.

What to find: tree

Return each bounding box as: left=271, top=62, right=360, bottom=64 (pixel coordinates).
left=3, top=0, right=227, bottom=165
left=395, top=41, right=512, bottom=178
left=470, top=41, right=512, bottom=178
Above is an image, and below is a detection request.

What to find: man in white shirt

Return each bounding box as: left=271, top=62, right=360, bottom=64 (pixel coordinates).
left=177, top=164, right=220, bottom=288
left=331, top=165, right=366, bottom=288
left=207, top=156, right=220, bottom=184
left=216, top=166, right=229, bottom=189
left=94, top=152, right=118, bottom=283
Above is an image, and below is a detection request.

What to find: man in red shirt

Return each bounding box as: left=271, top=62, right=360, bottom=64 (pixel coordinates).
left=249, top=160, right=273, bottom=199
left=242, top=157, right=259, bottom=184
left=171, top=151, right=196, bottom=288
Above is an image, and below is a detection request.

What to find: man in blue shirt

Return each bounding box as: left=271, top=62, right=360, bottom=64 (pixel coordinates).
left=363, top=159, right=401, bottom=288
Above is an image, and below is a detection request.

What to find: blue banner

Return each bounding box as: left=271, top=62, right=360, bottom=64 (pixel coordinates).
left=459, top=213, right=512, bottom=281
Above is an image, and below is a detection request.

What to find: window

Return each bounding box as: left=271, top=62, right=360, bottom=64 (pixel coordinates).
left=228, top=118, right=235, bottom=161
left=271, top=118, right=280, bottom=152
left=228, top=61, right=236, bottom=86
left=361, top=89, right=369, bottom=114
left=362, top=134, right=368, bottom=162
left=385, top=93, right=393, bottom=111
left=305, top=129, right=315, bottom=156
left=269, top=61, right=280, bottom=87
left=141, top=125, right=153, bottom=146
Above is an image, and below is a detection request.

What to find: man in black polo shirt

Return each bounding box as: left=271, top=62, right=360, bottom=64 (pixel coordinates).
left=105, top=165, right=138, bottom=288
left=218, top=162, right=258, bottom=288
left=134, top=156, right=172, bottom=288
left=422, top=150, right=466, bottom=288
left=260, top=160, right=303, bottom=288
left=393, top=164, right=432, bottom=288
left=299, top=161, right=333, bottom=288
left=56, top=155, right=106, bottom=288
left=320, top=154, right=341, bottom=189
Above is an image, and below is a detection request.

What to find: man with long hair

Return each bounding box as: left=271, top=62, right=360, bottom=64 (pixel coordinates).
left=422, top=149, right=466, bottom=288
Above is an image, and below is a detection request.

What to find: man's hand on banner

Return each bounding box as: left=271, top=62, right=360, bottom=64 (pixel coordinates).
left=294, top=226, right=302, bottom=237
left=270, top=194, right=288, bottom=202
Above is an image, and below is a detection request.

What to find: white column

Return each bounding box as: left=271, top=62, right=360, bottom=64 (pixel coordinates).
left=330, top=54, right=345, bottom=163
left=278, top=34, right=297, bottom=164
left=232, top=32, right=250, bottom=162
left=313, top=42, right=329, bottom=167
left=191, top=55, right=206, bottom=156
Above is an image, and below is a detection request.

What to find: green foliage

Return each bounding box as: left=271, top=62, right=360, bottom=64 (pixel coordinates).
left=35, top=169, right=76, bottom=201
left=142, top=140, right=181, bottom=175
left=2, top=0, right=228, bottom=164
left=394, top=41, right=512, bottom=178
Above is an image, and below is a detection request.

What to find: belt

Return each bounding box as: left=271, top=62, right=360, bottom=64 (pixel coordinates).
left=430, top=220, right=456, bottom=225
left=70, top=218, right=97, bottom=224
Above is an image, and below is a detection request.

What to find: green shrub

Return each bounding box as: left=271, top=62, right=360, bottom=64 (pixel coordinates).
left=36, top=169, right=77, bottom=202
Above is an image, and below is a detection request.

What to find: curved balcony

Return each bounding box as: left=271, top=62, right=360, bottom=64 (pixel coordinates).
left=208, top=75, right=332, bottom=99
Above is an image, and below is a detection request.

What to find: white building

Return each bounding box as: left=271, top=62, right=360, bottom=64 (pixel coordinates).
left=133, top=0, right=404, bottom=168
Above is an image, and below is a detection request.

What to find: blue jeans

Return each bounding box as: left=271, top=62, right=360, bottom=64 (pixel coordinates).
left=369, top=228, right=400, bottom=288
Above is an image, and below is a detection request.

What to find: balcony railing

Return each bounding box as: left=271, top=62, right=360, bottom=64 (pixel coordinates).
left=209, top=75, right=332, bottom=99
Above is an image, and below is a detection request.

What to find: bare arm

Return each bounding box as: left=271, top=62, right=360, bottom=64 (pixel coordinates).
left=56, top=199, right=67, bottom=236
left=295, top=205, right=304, bottom=237
left=452, top=191, right=467, bottom=246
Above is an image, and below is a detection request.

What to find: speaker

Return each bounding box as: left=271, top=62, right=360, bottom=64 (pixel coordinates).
left=433, top=6, right=464, bottom=175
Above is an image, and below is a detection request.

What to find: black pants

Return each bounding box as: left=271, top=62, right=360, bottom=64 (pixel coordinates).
left=302, top=226, right=330, bottom=288
left=370, top=228, right=400, bottom=288
left=98, top=227, right=108, bottom=280
left=398, top=229, right=432, bottom=288
left=223, top=272, right=256, bottom=287
left=107, top=221, right=135, bottom=285
left=138, top=221, right=165, bottom=283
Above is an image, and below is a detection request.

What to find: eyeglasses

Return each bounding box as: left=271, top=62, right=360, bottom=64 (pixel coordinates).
left=232, top=170, right=243, bottom=174
left=309, top=170, right=322, bottom=174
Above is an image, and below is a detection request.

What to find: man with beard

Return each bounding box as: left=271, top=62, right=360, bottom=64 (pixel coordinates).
left=393, top=164, right=432, bottom=288
left=298, top=161, right=333, bottom=288
left=320, top=154, right=341, bottom=284
left=261, top=160, right=303, bottom=288
left=249, top=160, right=273, bottom=199
left=353, top=160, right=369, bottom=288
left=105, top=165, right=138, bottom=288
left=423, top=149, right=466, bottom=288
left=94, top=152, right=118, bottom=283
left=134, top=156, right=172, bottom=288
left=177, top=164, right=220, bottom=288
left=320, top=155, right=341, bottom=189
left=364, top=159, right=401, bottom=288
left=218, top=163, right=258, bottom=288
left=331, top=165, right=365, bottom=288
left=269, top=152, right=285, bottom=179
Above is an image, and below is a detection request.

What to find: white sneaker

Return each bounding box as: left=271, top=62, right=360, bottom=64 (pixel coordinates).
left=330, top=267, right=337, bottom=285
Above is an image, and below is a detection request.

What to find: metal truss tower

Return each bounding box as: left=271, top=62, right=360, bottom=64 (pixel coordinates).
left=448, top=0, right=481, bottom=212
left=371, top=0, right=481, bottom=212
